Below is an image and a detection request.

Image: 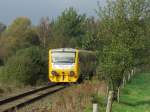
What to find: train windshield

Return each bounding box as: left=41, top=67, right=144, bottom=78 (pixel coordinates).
left=52, top=52, right=75, bottom=64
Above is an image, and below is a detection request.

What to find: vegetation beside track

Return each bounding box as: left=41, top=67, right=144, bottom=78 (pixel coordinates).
left=17, top=80, right=106, bottom=112
left=112, top=72, right=150, bottom=112
left=84, top=72, right=150, bottom=112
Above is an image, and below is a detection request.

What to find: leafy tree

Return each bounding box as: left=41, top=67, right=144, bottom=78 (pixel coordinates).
left=82, top=17, right=100, bottom=50
left=5, top=17, right=31, bottom=37
left=52, top=7, right=86, bottom=48
left=0, top=22, right=6, bottom=36
left=96, top=0, right=149, bottom=111
left=24, top=28, right=40, bottom=46
left=1, top=47, right=47, bottom=86
left=0, top=17, right=40, bottom=60
left=0, top=22, right=6, bottom=63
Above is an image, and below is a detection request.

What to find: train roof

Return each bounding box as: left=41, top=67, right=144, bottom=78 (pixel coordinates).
left=50, top=48, right=96, bottom=54
left=51, top=48, right=76, bottom=52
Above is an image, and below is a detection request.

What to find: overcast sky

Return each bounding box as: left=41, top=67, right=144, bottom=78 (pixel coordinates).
left=0, top=0, right=106, bottom=25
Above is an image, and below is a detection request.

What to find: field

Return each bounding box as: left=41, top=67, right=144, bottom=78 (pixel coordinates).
left=113, top=72, right=150, bottom=112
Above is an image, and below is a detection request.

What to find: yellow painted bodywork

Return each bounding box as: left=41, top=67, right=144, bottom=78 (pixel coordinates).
left=48, top=49, right=79, bottom=82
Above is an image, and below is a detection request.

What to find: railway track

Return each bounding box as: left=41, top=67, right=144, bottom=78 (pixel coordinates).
left=0, top=84, right=66, bottom=112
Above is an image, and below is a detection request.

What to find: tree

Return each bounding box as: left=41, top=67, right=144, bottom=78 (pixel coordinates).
left=1, top=47, right=47, bottom=86
left=24, top=28, right=40, bottom=46
left=0, top=22, right=6, bottom=36
left=96, top=0, right=149, bottom=111
left=5, top=17, right=31, bottom=37
left=37, top=17, right=51, bottom=48
left=52, top=7, right=86, bottom=48
left=0, top=22, right=6, bottom=64
left=0, top=17, right=40, bottom=61
left=82, top=17, right=100, bottom=50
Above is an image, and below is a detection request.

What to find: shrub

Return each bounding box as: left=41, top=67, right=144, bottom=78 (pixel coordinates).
left=1, top=46, right=47, bottom=86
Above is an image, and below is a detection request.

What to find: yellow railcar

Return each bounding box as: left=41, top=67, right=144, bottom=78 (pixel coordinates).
left=48, top=48, right=96, bottom=83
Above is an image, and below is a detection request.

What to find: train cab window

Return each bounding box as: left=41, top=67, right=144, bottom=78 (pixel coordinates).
left=52, top=52, right=75, bottom=64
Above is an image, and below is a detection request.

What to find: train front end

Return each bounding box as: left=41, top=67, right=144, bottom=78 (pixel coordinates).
left=49, top=48, right=79, bottom=83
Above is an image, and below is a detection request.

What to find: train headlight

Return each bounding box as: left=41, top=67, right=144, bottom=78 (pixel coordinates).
left=51, top=71, right=57, bottom=76
left=70, top=71, right=75, bottom=76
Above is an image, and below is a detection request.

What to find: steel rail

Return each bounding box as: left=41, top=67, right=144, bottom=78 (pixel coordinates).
left=0, top=84, right=66, bottom=112
left=0, top=83, right=58, bottom=105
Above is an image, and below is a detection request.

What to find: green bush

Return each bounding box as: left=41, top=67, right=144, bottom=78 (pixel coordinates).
left=1, top=46, right=47, bottom=86
left=0, top=66, right=4, bottom=82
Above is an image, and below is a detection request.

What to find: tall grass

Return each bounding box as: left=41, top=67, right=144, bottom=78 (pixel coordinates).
left=19, top=80, right=106, bottom=112
left=48, top=81, right=106, bottom=112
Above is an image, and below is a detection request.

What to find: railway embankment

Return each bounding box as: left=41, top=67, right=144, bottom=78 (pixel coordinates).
left=0, top=84, right=64, bottom=112
left=1, top=72, right=149, bottom=112
left=17, top=80, right=106, bottom=112
left=0, top=84, right=47, bottom=100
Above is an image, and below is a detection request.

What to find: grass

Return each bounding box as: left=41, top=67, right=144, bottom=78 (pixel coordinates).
left=1, top=72, right=149, bottom=112
left=113, top=72, right=150, bottom=112
left=84, top=72, right=150, bottom=112
left=18, top=80, right=106, bottom=112
left=0, top=66, right=39, bottom=99
left=84, top=94, right=106, bottom=112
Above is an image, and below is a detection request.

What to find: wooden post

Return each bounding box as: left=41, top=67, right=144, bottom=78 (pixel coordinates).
left=128, top=73, right=131, bottom=81
left=131, top=69, right=134, bottom=76
left=106, top=91, right=114, bottom=112
left=117, top=87, right=120, bottom=103
left=106, top=86, right=109, bottom=98
left=93, top=103, right=98, bottom=112
left=122, top=76, right=126, bottom=87
left=105, top=86, right=109, bottom=104
left=134, top=67, right=136, bottom=74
